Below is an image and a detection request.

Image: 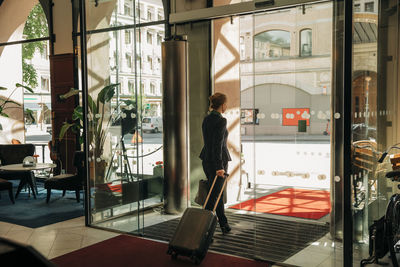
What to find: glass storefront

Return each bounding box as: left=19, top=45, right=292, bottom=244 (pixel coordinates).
left=83, top=0, right=165, bottom=232
left=79, top=0, right=400, bottom=266
left=351, top=0, right=400, bottom=265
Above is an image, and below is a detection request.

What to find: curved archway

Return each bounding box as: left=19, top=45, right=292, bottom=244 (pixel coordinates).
left=0, top=0, right=50, bottom=143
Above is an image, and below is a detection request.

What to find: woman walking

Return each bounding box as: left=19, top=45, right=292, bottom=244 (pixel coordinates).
left=199, top=92, right=232, bottom=234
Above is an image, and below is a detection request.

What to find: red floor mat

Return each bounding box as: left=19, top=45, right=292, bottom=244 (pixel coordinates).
left=230, top=188, right=331, bottom=220
left=52, top=235, right=269, bottom=267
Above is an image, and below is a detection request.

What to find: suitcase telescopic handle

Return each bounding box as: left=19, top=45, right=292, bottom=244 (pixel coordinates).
left=203, top=173, right=229, bottom=211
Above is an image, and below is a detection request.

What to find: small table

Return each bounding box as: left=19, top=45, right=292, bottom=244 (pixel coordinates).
left=0, top=163, right=56, bottom=199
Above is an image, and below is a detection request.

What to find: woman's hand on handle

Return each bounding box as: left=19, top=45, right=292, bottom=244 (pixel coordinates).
left=216, top=169, right=225, bottom=177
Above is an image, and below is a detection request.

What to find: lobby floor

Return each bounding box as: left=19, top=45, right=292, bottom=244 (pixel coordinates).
left=0, top=216, right=119, bottom=259
left=0, top=216, right=395, bottom=266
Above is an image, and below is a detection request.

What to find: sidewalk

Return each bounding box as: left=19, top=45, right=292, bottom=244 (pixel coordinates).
left=241, top=134, right=330, bottom=143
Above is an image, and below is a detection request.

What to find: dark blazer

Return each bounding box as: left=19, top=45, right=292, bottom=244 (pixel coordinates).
left=199, top=110, right=232, bottom=170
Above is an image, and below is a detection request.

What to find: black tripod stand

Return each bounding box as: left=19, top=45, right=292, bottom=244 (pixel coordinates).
left=120, top=134, right=134, bottom=182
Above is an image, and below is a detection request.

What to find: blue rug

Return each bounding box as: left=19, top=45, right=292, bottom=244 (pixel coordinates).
left=0, top=180, right=84, bottom=228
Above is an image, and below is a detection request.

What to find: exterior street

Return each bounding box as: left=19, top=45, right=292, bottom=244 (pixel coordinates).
left=26, top=129, right=331, bottom=197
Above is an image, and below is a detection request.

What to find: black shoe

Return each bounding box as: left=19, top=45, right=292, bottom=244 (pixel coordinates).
left=220, top=223, right=231, bottom=234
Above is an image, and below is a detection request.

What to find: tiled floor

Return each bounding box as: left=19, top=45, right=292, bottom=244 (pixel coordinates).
left=0, top=216, right=396, bottom=266
left=283, top=234, right=395, bottom=267
left=0, top=216, right=119, bottom=260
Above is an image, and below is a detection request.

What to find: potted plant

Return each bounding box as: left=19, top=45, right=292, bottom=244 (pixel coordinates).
left=153, top=161, right=163, bottom=177
left=59, top=83, right=121, bottom=184
left=0, top=83, right=34, bottom=130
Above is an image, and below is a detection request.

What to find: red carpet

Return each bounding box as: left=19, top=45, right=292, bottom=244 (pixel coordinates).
left=52, top=235, right=269, bottom=267
left=230, top=188, right=331, bottom=220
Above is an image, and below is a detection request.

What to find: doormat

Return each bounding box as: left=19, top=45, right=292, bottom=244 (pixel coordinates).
left=136, top=212, right=329, bottom=263
left=230, top=188, right=331, bottom=220
left=52, top=235, right=269, bottom=267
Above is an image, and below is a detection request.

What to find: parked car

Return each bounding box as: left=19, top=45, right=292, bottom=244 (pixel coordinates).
left=46, top=125, right=52, bottom=135
left=142, top=117, right=163, bottom=133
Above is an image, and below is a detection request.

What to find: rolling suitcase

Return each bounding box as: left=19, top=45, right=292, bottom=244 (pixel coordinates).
left=167, top=174, right=227, bottom=264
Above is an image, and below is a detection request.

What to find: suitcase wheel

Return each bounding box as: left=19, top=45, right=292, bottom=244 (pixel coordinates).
left=190, top=255, right=201, bottom=265
left=171, top=252, right=178, bottom=260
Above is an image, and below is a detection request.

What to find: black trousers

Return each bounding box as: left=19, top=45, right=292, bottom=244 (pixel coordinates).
left=202, top=161, right=228, bottom=227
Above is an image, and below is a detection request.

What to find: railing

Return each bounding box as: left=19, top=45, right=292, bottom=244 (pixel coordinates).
left=27, top=142, right=52, bottom=164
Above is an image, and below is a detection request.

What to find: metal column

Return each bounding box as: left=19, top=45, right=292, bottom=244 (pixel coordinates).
left=162, top=38, right=189, bottom=214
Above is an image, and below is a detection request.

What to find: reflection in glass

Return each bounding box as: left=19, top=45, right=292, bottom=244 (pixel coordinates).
left=86, top=0, right=164, bottom=31
left=350, top=1, right=400, bottom=265
left=254, top=30, right=290, bottom=60
left=86, top=2, right=165, bottom=231
left=300, top=29, right=312, bottom=57
left=238, top=3, right=339, bottom=264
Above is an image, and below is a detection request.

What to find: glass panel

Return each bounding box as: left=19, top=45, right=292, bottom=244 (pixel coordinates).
left=86, top=0, right=164, bottom=32
left=85, top=5, right=164, bottom=232
left=242, top=2, right=341, bottom=265
left=351, top=0, right=399, bottom=265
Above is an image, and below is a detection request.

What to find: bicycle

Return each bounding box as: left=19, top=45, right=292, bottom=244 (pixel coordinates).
left=377, top=144, right=400, bottom=267
left=361, top=143, right=400, bottom=267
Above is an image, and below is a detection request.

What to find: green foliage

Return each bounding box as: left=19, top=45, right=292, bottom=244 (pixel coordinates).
left=24, top=108, right=35, bottom=124
left=22, top=62, right=38, bottom=88
left=59, top=84, right=121, bottom=159
left=0, top=84, right=35, bottom=129
left=22, top=4, right=49, bottom=88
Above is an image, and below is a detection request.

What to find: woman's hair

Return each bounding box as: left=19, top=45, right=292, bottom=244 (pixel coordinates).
left=209, top=93, right=227, bottom=110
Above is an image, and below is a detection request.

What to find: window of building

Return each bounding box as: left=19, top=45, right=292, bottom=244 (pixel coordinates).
left=147, top=32, right=152, bottom=44
left=124, top=4, right=131, bottom=16
left=354, top=3, right=361, bottom=12
left=136, top=30, right=141, bottom=43
left=139, top=4, right=144, bottom=17
left=41, top=76, right=49, bottom=91
left=147, top=9, right=153, bottom=21
left=135, top=5, right=139, bottom=17
left=126, top=53, right=132, bottom=68
left=300, top=29, right=312, bottom=57
left=158, top=12, right=163, bottom=21
left=150, top=83, right=155, bottom=95
left=254, top=30, right=291, bottom=60
left=140, top=82, right=145, bottom=93
left=365, top=2, right=374, bottom=12
left=157, top=34, right=162, bottom=45
left=240, top=36, right=245, bottom=60
left=128, top=80, right=134, bottom=94
left=147, top=56, right=153, bottom=70
left=41, top=43, right=48, bottom=59
left=125, top=30, right=131, bottom=44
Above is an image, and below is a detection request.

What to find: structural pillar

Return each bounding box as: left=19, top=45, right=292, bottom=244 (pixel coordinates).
left=162, top=38, right=189, bottom=214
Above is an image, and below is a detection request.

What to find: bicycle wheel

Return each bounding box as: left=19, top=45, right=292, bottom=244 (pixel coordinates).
left=385, top=194, right=400, bottom=267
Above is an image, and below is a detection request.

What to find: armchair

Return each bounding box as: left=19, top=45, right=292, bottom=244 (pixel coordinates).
left=44, top=151, right=85, bottom=203
left=0, top=144, right=36, bottom=198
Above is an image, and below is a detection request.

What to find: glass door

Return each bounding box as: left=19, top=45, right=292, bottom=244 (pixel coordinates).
left=237, top=1, right=342, bottom=264
left=83, top=0, right=165, bottom=234
left=351, top=0, right=400, bottom=265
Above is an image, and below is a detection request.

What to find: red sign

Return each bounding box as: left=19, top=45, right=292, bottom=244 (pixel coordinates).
left=282, top=108, right=310, bottom=126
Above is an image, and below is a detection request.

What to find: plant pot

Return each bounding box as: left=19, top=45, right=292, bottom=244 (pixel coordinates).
left=90, top=160, right=108, bottom=184
left=153, top=165, right=163, bottom=177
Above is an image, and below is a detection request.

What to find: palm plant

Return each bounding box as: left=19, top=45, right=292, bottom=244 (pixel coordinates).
left=59, top=83, right=121, bottom=160
left=0, top=83, right=34, bottom=130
